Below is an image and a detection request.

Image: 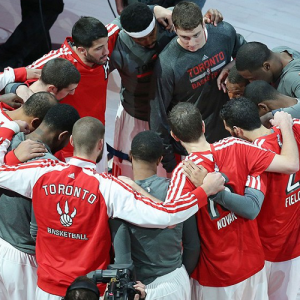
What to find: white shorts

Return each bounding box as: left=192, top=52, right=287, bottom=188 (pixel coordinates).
left=190, top=266, right=268, bottom=300
left=35, top=287, right=62, bottom=300
left=265, top=256, right=300, bottom=300
left=112, top=104, right=167, bottom=178
left=0, top=237, right=37, bottom=300
left=145, top=265, right=191, bottom=300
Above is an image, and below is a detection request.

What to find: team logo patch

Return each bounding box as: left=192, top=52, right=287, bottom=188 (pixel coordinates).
left=57, top=200, right=77, bottom=227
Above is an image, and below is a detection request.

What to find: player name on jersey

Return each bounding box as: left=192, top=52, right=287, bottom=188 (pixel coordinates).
left=217, top=212, right=237, bottom=230
left=286, top=190, right=300, bottom=207
left=42, top=184, right=97, bottom=204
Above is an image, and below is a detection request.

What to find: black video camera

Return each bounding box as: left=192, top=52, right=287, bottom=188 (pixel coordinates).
left=87, top=264, right=139, bottom=300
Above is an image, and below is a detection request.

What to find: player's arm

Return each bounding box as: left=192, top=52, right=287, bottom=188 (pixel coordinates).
left=149, top=58, right=177, bottom=173
left=0, top=121, right=52, bottom=198
left=266, top=111, right=299, bottom=174
left=109, top=218, right=133, bottom=264
left=182, top=214, right=200, bottom=274
left=210, top=178, right=265, bottom=220
left=0, top=67, right=33, bottom=91
left=289, top=72, right=300, bottom=98
left=30, top=205, right=38, bottom=241
left=100, top=172, right=224, bottom=228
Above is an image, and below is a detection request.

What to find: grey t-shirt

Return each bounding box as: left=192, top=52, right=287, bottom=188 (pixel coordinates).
left=276, top=58, right=300, bottom=98
left=272, top=46, right=300, bottom=60
left=150, top=21, right=246, bottom=172
left=0, top=133, right=56, bottom=254
left=109, top=175, right=199, bottom=284
left=110, top=21, right=175, bottom=121
left=275, top=98, right=300, bottom=119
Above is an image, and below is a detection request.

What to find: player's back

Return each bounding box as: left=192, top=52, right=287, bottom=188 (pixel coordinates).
left=254, top=120, right=300, bottom=262
left=169, top=137, right=275, bottom=287
left=32, top=159, right=111, bottom=295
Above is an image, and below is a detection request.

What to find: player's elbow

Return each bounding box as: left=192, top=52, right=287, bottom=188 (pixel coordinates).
left=284, top=160, right=299, bottom=174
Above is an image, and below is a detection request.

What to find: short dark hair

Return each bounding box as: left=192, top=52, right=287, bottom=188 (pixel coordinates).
left=121, top=3, right=154, bottom=33
left=227, top=65, right=249, bottom=85
left=23, top=92, right=58, bottom=120
left=72, top=117, right=105, bottom=154
left=168, top=102, right=203, bottom=143
left=131, top=131, right=163, bottom=163
left=41, top=58, right=81, bottom=92
left=64, top=276, right=99, bottom=300
left=42, top=104, right=80, bottom=134
left=236, top=42, right=271, bottom=72
left=72, top=17, right=108, bottom=48
left=172, top=1, right=203, bottom=30
left=244, top=80, right=281, bottom=105
left=219, top=97, right=261, bottom=131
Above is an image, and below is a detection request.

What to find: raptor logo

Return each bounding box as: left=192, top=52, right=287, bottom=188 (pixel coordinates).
left=57, top=200, right=77, bottom=227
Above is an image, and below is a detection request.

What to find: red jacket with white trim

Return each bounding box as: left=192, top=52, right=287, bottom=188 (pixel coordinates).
left=27, top=23, right=120, bottom=159
left=253, top=120, right=300, bottom=262
left=0, top=122, right=206, bottom=296
left=166, top=138, right=275, bottom=287
left=0, top=67, right=27, bottom=91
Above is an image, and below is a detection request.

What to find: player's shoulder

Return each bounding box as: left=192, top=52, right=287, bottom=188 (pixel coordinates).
left=213, top=136, right=251, bottom=149
left=106, top=23, right=120, bottom=37
left=207, top=21, right=236, bottom=37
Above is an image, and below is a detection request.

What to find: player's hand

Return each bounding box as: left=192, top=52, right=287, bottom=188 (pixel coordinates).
left=26, top=68, right=41, bottom=79
left=260, top=112, right=273, bottom=129
left=16, top=85, right=33, bottom=101
left=217, top=68, right=230, bottom=93
left=153, top=6, right=173, bottom=31
left=13, top=139, right=47, bottom=162
left=270, top=111, right=293, bottom=128
left=0, top=93, right=24, bottom=108
left=203, top=9, right=223, bottom=26
left=182, top=160, right=208, bottom=187
left=14, top=120, right=30, bottom=134
left=201, top=172, right=225, bottom=196
left=133, top=281, right=146, bottom=300
left=115, top=0, right=124, bottom=15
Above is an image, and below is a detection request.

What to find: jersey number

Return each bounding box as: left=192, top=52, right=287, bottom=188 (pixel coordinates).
left=286, top=173, right=300, bottom=194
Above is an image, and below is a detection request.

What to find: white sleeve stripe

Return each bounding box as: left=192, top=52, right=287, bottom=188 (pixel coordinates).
left=108, top=25, right=119, bottom=37
left=28, top=48, right=72, bottom=68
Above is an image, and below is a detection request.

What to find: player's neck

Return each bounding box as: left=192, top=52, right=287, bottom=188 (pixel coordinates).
left=29, top=80, right=43, bottom=93
left=182, top=137, right=211, bottom=154
left=272, top=96, right=297, bottom=109
left=244, top=126, right=272, bottom=142
left=132, top=160, right=157, bottom=181
left=7, top=108, right=25, bottom=120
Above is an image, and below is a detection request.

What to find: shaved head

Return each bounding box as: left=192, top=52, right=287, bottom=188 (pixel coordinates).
left=72, top=117, right=105, bottom=155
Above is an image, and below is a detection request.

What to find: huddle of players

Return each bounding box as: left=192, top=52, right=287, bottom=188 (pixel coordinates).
left=0, top=1, right=300, bottom=300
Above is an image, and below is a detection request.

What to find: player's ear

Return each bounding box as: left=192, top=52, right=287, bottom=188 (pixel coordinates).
left=233, top=126, right=243, bottom=137
left=70, top=135, right=74, bottom=147
left=202, top=121, right=206, bottom=134
left=47, top=85, right=57, bottom=95
left=77, top=46, right=87, bottom=56
left=58, top=131, right=69, bottom=141
left=171, top=130, right=180, bottom=141
left=98, top=138, right=104, bottom=152
left=258, top=102, right=270, bottom=114
left=31, top=117, right=41, bottom=130
left=157, top=156, right=163, bottom=165
left=262, top=61, right=271, bottom=71
left=128, top=151, right=133, bottom=163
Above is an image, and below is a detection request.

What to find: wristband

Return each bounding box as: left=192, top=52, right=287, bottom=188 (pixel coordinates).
left=272, top=108, right=282, bottom=116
